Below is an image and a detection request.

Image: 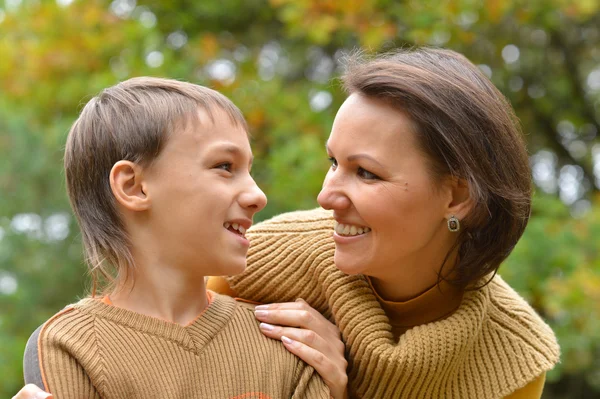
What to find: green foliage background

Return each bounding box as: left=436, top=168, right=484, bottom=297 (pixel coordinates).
left=1, top=0, right=599, bottom=397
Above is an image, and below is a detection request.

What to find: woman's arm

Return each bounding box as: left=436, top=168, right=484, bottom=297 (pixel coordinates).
left=226, top=208, right=336, bottom=313
left=224, top=209, right=348, bottom=397
left=255, top=299, right=348, bottom=399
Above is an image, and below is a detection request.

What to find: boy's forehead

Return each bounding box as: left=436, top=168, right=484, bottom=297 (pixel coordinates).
left=190, top=106, right=248, bottom=136
left=174, top=107, right=250, bottom=150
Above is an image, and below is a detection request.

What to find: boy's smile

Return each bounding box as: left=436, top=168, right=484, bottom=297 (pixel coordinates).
left=223, top=219, right=252, bottom=245
left=140, top=106, right=267, bottom=277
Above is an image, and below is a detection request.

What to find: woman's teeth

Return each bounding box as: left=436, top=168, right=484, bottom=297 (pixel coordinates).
left=224, top=222, right=246, bottom=236
left=334, top=222, right=371, bottom=236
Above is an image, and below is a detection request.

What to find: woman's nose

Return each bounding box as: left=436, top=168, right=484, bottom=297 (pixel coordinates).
left=317, top=171, right=351, bottom=210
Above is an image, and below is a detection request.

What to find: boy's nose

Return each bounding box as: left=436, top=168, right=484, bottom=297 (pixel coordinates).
left=317, top=173, right=351, bottom=210
left=241, top=178, right=267, bottom=213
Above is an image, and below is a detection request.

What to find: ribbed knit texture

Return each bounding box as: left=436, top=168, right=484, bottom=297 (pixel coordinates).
left=226, top=208, right=561, bottom=399
left=33, top=292, right=329, bottom=399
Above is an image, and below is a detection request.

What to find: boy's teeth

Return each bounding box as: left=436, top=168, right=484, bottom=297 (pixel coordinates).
left=223, top=222, right=247, bottom=237
left=334, top=222, right=371, bottom=236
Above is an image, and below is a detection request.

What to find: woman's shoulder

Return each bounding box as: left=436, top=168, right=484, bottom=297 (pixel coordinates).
left=460, top=274, right=559, bottom=358
left=469, top=275, right=559, bottom=394
left=486, top=275, right=557, bottom=339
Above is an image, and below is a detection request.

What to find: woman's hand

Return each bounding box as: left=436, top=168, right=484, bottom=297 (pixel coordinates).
left=254, top=299, right=348, bottom=399
left=12, top=384, right=52, bottom=399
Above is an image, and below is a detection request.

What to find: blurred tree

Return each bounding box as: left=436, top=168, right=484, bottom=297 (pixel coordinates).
left=0, top=0, right=599, bottom=397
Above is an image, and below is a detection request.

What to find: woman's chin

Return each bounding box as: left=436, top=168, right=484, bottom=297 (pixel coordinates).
left=333, top=253, right=368, bottom=276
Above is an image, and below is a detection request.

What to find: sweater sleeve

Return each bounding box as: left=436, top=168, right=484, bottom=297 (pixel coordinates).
left=291, top=359, right=331, bottom=399
left=226, top=208, right=336, bottom=316
left=503, top=372, right=546, bottom=399
left=34, top=308, right=101, bottom=399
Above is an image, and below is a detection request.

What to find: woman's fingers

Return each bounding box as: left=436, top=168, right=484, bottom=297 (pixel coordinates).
left=12, top=384, right=52, bottom=399
left=254, top=299, right=339, bottom=337
left=255, top=307, right=314, bottom=328
left=259, top=321, right=345, bottom=355
left=255, top=300, right=348, bottom=399
left=280, top=335, right=348, bottom=399
left=259, top=323, right=327, bottom=348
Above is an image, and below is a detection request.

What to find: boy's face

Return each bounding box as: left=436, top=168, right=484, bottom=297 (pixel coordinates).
left=142, top=107, right=267, bottom=277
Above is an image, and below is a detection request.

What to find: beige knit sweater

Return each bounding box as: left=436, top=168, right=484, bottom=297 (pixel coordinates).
left=226, top=208, right=561, bottom=399
left=24, top=292, right=330, bottom=399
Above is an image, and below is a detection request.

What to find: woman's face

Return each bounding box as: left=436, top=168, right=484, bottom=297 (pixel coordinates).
left=317, top=94, right=457, bottom=292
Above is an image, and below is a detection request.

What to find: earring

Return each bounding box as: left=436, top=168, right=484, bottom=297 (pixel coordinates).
left=447, top=215, right=460, bottom=232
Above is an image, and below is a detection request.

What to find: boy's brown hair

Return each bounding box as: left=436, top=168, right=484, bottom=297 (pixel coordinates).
left=64, top=77, right=247, bottom=295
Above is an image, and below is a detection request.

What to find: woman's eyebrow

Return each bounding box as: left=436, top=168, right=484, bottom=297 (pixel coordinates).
left=347, top=153, right=384, bottom=168
left=326, top=143, right=385, bottom=168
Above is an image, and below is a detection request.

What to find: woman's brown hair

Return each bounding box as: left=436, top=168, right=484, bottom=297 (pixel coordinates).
left=342, top=48, right=532, bottom=287
left=64, top=77, right=247, bottom=295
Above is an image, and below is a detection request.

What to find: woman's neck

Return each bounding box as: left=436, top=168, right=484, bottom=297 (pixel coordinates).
left=366, top=275, right=464, bottom=338
left=367, top=244, right=460, bottom=302
left=365, top=250, right=464, bottom=338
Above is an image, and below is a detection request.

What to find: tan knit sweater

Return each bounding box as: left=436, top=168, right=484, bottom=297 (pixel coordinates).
left=226, top=208, right=561, bottom=399
left=24, top=292, right=330, bottom=399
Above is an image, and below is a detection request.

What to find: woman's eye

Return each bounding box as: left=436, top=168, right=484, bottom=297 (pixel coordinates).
left=215, top=162, right=233, bottom=172
left=328, top=157, right=338, bottom=169
left=358, top=167, right=380, bottom=180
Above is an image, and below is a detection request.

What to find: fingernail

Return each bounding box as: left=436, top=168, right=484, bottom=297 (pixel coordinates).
left=259, top=322, right=274, bottom=331
left=281, top=336, right=294, bottom=345
left=35, top=393, right=53, bottom=399
left=255, top=305, right=269, bottom=310
left=254, top=310, right=268, bottom=318
left=295, top=298, right=305, bottom=303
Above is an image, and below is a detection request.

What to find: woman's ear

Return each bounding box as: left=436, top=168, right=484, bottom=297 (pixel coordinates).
left=445, top=176, right=474, bottom=221
left=109, top=160, right=150, bottom=212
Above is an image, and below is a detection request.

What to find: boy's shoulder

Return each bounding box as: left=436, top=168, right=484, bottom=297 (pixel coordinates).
left=30, top=298, right=96, bottom=341
left=23, top=299, right=95, bottom=389
left=232, top=296, right=262, bottom=310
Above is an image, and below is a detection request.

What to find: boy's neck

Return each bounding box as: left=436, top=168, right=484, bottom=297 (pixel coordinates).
left=109, top=263, right=209, bottom=326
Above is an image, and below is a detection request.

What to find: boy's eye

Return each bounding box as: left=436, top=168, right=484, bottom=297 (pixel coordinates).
left=328, top=157, right=338, bottom=169
left=215, top=162, right=233, bottom=172
left=358, top=167, right=380, bottom=180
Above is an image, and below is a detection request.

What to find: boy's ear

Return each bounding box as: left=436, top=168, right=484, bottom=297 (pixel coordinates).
left=110, top=160, right=150, bottom=212
left=444, top=176, right=474, bottom=221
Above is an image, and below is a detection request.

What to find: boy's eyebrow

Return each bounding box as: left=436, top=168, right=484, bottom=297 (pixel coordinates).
left=215, top=143, right=254, bottom=164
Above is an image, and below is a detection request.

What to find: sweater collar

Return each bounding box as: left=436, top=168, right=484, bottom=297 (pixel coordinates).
left=365, top=276, right=464, bottom=337
left=76, top=291, right=237, bottom=354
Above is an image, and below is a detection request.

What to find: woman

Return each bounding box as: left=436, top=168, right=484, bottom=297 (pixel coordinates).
left=15, top=48, right=559, bottom=399
left=212, top=47, right=559, bottom=398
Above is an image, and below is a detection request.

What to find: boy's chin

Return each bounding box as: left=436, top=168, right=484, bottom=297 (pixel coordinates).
left=216, top=261, right=247, bottom=277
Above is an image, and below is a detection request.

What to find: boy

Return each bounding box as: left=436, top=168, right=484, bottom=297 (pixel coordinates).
left=22, top=77, right=330, bottom=398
